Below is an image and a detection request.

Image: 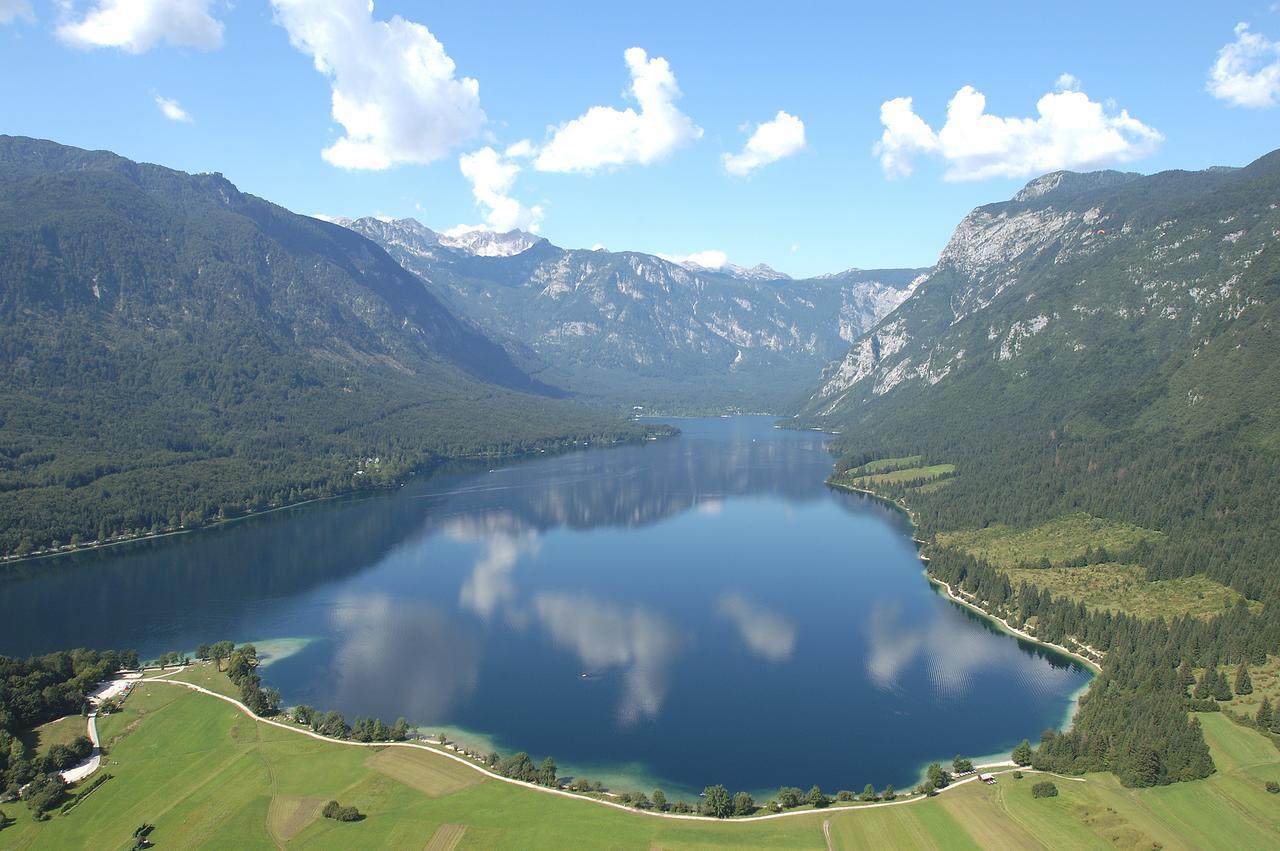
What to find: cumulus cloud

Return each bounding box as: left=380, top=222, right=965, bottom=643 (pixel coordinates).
left=658, top=249, right=728, bottom=269
left=722, top=110, right=806, bottom=176
left=0, top=0, right=34, bottom=24
left=448, top=144, right=543, bottom=234
left=154, top=95, right=192, bottom=122
left=57, top=0, right=224, bottom=52
left=875, top=80, right=1163, bottom=181
left=1207, top=22, right=1280, bottom=108
left=534, top=47, right=702, bottom=173
left=272, top=0, right=485, bottom=169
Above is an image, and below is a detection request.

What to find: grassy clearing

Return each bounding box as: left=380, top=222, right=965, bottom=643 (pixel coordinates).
left=1219, top=655, right=1280, bottom=723
left=937, top=512, right=1163, bottom=568
left=5, top=678, right=1280, bottom=849
left=936, top=513, right=1254, bottom=622
left=23, top=714, right=87, bottom=758
left=1003, top=563, right=1249, bottom=621
left=163, top=662, right=244, bottom=699
left=848, top=464, right=956, bottom=487
left=911, top=477, right=957, bottom=494
left=846, top=455, right=923, bottom=476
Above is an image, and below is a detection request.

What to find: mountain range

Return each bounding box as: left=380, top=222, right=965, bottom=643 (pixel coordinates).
left=340, top=216, right=921, bottom=411
left=0, top=136, right=650, bottom=557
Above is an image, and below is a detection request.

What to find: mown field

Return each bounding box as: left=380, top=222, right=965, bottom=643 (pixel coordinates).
left=3, top=678, right=1279, bottom=849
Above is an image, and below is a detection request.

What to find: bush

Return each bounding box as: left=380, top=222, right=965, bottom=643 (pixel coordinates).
left=1031, top=781, right=1059, bottom=798
left=321, top=800, right=364, bottom=822
left=1012, top=770, right=1024, bottom=780
left=1265, top=780, right=1280, bottom=794
left=835, top=790, right=855, bottom=802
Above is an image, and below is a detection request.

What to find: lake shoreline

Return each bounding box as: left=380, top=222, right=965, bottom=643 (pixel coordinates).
left=826, top=478, right=1103, bottom=674
left=0, top=430, right=673, bottom=571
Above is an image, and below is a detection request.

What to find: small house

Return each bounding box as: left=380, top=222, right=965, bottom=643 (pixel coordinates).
left=979, top=773, right=996, bottom=784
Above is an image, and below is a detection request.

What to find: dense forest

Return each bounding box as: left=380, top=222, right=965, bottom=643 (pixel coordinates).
left=815, top=150, right=1280, bottom=787
left=0, top=136, right=658, bottom=558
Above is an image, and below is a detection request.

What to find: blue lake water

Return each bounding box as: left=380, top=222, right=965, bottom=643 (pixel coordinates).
left=0, top=416, right=1089, bottom=797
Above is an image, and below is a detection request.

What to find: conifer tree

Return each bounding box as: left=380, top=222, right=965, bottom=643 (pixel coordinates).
left=1256, top=697, right=1273, bottom=729
left=1235, top=664, right=1253, bottom=695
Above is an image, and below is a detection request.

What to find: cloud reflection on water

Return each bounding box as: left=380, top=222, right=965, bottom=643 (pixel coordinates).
left=866, top=601, right=1018, bottom=698
left=716, top=592, right=797, bottom=663
left=533, top=592, right=683, bottom=726
left=329, top=593, right=480, bottom=722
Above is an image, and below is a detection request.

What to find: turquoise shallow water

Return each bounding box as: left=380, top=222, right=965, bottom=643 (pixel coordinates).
left=1, top=416, right=1089, bottom=797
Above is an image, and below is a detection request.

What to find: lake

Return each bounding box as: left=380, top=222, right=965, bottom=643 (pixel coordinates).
left=0, top=416, right=1089, bottom=797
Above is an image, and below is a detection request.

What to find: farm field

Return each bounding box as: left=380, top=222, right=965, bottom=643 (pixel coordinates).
left=2, top=677, right=1278, bottom=849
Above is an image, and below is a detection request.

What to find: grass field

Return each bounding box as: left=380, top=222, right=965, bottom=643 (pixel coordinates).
left=22, top=715, right=87, bottom=758
left=845, top=455, right=924, bottom=475
left=842, top=464, right=956, bottom=487
left=937, top=512, right=1164, bottom=568
left=1002, top=563, right=1249, bottom=621
left=936, top=513, right=1253, bottom=622
left=3, top=675, right=1279, bottom=849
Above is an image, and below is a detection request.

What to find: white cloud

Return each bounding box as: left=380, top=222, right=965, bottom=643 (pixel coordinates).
left=1055, top=72, right=1081, bottom=92
left=57, top=0, right=224, bottom=52
left=534, top=47, right=702, bottom=173
left=272, top=0, right=485, bottom=170
left=1208, top=22, right=1280, bottom=108
left=722, top=110, right=806, bottom=176
left=154, top=94, right=192, bottom=122
left=447, top=145, right=543, bottom=234
left=875, top=80, right=1162, bottom=181
left=0, top=0, right=34, bottom=24
left=658, top=249, right=728, bottom=269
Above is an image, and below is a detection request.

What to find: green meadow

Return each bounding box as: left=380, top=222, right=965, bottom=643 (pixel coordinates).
left=3, top=673, right=1280, bottom=849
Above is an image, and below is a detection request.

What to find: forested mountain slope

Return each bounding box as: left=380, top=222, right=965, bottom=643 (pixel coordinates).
left=344, top=216, right=923, bottom=411
left=0, top=137, right=649, bottom=559
left=807, top=150, right=1280, bottom=594
left=806, top=150, right=1280, bottom=788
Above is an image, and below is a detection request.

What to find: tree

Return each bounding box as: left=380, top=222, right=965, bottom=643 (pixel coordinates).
left=806, top=785, right=828, bottom=808
left=732, top=791, right=755, bottom=816
left=952, top=754, right=974, bottom=774
left=195, top=643, right=211, bottom=661
left=539, top=756, right=557, bottom=787
left=881, top=784, right=895, bottom=801
left=1177, top=659, right=1195, bottom=691
left=1235, top=664, right=1253, bottom=695
left=862, top=783, right=877, bottom=801
left=210, top=640, right=235, bottom=671
left=1257, top=697, right=1274, bottom=729
left=1031, top=781, right=1058, bottom=798
left=926, top=763, right=950, bottom=789
left=1194, top=666, right=1217, bottom=700
left=391, top=717, right=409, bottom=741
left=631, top=791, right=650, bottom=809
left=486, top=751, right=500, bottom=767
left=1012, top=739, right=1033, bottom=766
left=835, top=790, right=855, bottom=802
left=651, top=789, right=666, bottom=811
left=701, top=785, right=732, bottom=818
left=292, top=705, right=315, bottom=726
left=1214, top=669, right=1233, bottom=701
left=777, top=786, right=803, bottom=808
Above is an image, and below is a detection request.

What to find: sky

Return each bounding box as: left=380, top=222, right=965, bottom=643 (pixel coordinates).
left=2, top=1, right=1279, bottom=277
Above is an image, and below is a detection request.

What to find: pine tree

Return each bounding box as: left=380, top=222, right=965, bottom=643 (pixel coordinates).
left=1234, top=664, right=1253, bottom=695
left=1193, top=666, right=1216, bottom=699
left=1012, top=739, right=1034, bottom=765
left=1177, top=659, right=1195, bottom=691
left=1214, top=670, right=1233, bottom=701
left=1256, top=697, right=1273, bottom=729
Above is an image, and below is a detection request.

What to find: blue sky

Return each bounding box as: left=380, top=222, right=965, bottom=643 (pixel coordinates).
left=3, top=1, right=1279, bottom=276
